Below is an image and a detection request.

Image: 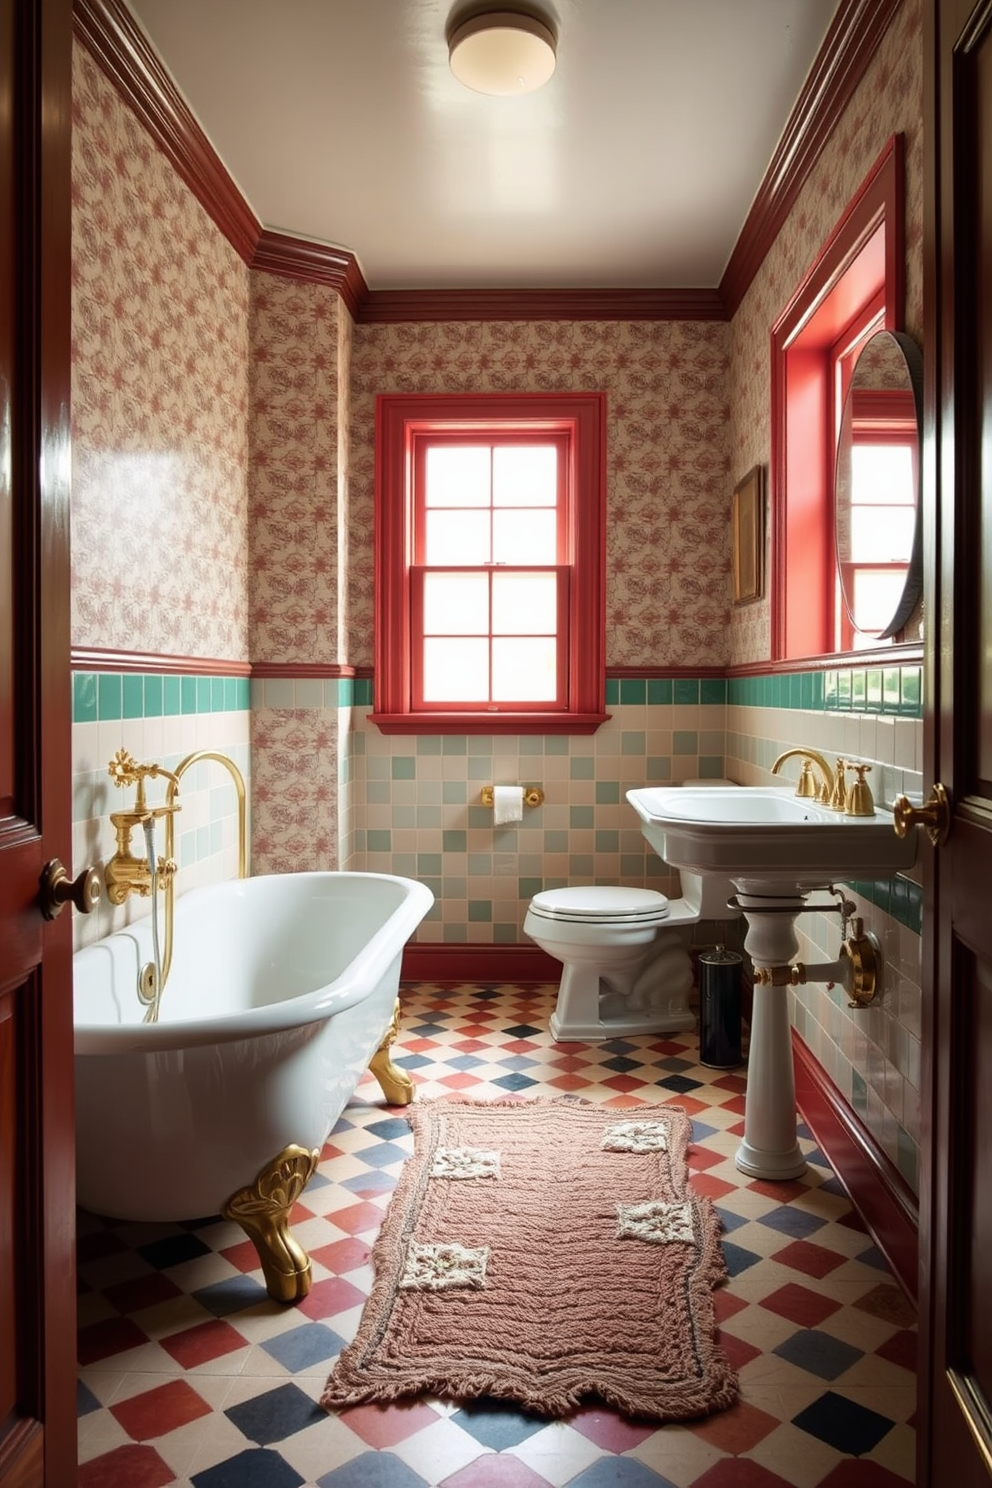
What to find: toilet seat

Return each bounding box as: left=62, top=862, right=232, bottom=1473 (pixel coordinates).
left=527, top=885, right=670, bottom=926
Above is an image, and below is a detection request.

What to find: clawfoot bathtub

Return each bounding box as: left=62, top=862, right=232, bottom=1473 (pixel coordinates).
left=73, top=871, right=433, bottom=1301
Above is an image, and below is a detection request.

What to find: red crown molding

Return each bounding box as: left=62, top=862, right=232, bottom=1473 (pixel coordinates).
left=71, top=647, right=251, bottom=675
left=720, top=0, right=902, bottom=317
left=74, top=0, right=899, bottom=323
left=253, top=230, right=369, bottom=321
left=357, top=287, right=726, bottom=324
left=793, top=1030, right=918, bottom=1303
left=249, top=661, right=356, bottom=679
left=73, top=0, right=260, bottom=264
left=608, top=665, right=727, bottom=679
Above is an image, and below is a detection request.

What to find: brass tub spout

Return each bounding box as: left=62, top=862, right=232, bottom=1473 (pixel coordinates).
left=770, top=747, right=835, bottom=805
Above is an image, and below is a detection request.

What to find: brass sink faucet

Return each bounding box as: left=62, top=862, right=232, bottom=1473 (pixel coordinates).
left=770, top=747, right=835, bottom=805
left=104, top=749, right=181, bottom=905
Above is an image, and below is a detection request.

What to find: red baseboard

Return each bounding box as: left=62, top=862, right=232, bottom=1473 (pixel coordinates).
left=792, top=1030, right=919, bottom=1304
left=401, top=942, right=559, bottom=984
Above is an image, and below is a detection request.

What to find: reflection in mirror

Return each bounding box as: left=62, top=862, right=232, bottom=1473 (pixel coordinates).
left=835, top=330, right=923, bottom=647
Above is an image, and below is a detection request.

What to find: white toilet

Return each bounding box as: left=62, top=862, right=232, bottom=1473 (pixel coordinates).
left=523, top=780, right=740, bottom=1042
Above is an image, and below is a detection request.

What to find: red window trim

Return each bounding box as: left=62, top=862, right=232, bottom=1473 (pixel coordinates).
left=372, top=392, right=609, bottom=734
left=770, top=134, right=903, bottom=661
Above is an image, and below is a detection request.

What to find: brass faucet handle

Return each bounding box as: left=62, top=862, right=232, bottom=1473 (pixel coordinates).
left=109, top=747, right=142, bottom=788
left=828, top=759, right=848, bottom=812
left=846, top=763, right=875, bottom=817
left=795, top=760, right=819, bottom=798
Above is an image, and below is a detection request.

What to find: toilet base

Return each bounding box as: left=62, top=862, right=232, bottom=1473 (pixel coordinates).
left=550, top=1002, right=696, bottom=1042
left=548, top=930, right=696, bottom=1042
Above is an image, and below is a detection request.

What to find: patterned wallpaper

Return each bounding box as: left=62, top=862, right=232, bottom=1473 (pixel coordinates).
left=248, top=274, right=346, bottom=665
left=348, top=321, right=733, bottom=670
left=728, top=0, right=924, bottom=667
left=70, top=46, right=251, bottom=661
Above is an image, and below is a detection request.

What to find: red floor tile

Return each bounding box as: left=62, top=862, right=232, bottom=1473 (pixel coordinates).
left=569, top=1406, right=657, bottom=1451
left=875, top=1327, right=918, bottom=1373
left=78, top=1444, right=175, bottom=1488
left=691, top=1460, right=799, bottom=1487
left=159, top=1318, right=247, bottom=1368
left=688, top=1399, right=781, bottom=1453
left=103, top=1273, right=183, bottom=1316
left=110, top=1379, right=213, bottom=1441
left=77, top=1317, right=149, bottom=1366
left=297, top=1274, right=369, bottom=1321
left=338, top=1399, right=445, bottom=1447
left=771, top=1239, right=847, bottom=1278
left=759, top=1282, right=843, bottom=1328
left=329, top=1200, right=391, bottom=1235
left=310, top=1235, right=373, bottom=1274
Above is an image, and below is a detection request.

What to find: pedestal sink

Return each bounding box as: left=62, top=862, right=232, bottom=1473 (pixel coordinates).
left=626, top=785, right=919, bottom=1180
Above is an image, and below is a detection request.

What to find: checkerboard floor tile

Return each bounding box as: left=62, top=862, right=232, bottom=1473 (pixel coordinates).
left=77, top=983, right=917, bottom=1487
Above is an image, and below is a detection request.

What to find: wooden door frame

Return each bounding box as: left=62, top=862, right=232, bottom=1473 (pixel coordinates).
left=0, top=0, right=77, bottom=1482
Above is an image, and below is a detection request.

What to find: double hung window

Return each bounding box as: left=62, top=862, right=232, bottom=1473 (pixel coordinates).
left=372, top=393, right=607, bottom=733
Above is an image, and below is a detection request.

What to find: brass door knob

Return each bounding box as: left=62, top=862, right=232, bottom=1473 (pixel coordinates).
left=892, top=783, right=950, bottom=847
left=39, top=859, right=102, bottom=920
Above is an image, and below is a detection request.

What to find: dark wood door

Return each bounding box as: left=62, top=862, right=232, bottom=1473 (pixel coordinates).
left=0, top=0, right=77, bottom=1483
left=920, top=1, right=992, bottom=1481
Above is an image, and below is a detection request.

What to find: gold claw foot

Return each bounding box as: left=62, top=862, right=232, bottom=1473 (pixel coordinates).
left=221, top=1144, right=319, bottom=1303
left=368, top=997, right=414, bottom=1106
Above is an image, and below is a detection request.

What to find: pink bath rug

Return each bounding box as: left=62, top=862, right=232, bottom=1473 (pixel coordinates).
left=321, top=1095, right=738, bottom=1422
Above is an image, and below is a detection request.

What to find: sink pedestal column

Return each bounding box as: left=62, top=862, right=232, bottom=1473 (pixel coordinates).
left=735, top=892, right=807, bottom=1181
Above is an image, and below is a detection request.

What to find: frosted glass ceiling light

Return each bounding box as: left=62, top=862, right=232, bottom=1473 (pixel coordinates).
left=449, top=11, right=557, bottom=96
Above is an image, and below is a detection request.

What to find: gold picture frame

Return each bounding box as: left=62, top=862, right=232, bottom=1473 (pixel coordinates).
left=732, top=465, right=764, bottom=605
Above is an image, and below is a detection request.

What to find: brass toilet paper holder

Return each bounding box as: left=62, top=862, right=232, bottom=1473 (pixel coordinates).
left=480, top=786, right=545, bottom=809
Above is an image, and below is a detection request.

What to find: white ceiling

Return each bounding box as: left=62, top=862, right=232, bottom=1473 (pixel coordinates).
left=125, top=0, right=840, bottom=292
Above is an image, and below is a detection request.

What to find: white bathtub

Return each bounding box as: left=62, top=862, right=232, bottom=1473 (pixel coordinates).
left=73, top=871, right=433, bottom=1223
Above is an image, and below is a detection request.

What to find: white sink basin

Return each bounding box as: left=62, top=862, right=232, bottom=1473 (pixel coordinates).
left=626, top=785, right=918, bottom=892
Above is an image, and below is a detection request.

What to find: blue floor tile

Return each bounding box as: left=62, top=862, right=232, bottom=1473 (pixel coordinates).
left=491, top=1072, right=540, bottom=1091
left=720, top=1240, right=764, bottom=1276
left=502, top=1023, right=543, bottom=1038
left=261, top=1322, right=346, bottom=1372
left=137, top=1232, right=212, bottom=1270
left=774, top=1328, right=865, bottom=1380
left=319, top=1453, right=430, bottom=1488
left=567, top=1460, right=677, bottom=1488
left=757, top=1206, right=827, bottom=1239
left=191, top=1275, right=270, bottom=1317
left=449, top=1397, right=548, bottom=1449
left=365, top=1118, right=414, bottom=1141
left=352, top=1140, right=410, bottom=1169
left=225, top=1382, right=325, bottom=1445
left=192, top=1448, right=305, bottom=1488
left=655, top=1074, right=703, bottom=1094
left=792, top=1390, right=895, bottom=1454
left=341, top=1169, right=396, bottom=1194
left=77, top=1379, right=101, bottom=1416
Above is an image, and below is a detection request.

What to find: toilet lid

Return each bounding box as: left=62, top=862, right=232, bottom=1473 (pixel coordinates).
left=529, top=885, right=670, bottom=924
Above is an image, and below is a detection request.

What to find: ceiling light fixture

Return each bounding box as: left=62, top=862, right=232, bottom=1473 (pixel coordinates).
left=448, top=10, right=557, bottom=96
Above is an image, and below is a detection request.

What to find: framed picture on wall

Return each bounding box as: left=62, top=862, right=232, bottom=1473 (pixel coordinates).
left=732, top=465, right=764, bottom=605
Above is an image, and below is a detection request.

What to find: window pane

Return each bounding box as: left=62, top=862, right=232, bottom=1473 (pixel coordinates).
left=493, top=445, right=558, bottom=506
left=492, top=638, right=558, bottom=701
left=852, top=569, right=907, bottom=631
left=851, top=444, right=914, bottom=504
left=423, top=573, right=489, bottom=634
left=492, top=571, right=557, bottom=634
left=493, top=508, right=556, bottom=563
left=422, top=638, right=490, bottom=701
left=425, top=446, right=491, bottom=506
left=851, top=506, right=914, bottom=562
left=425, top=509, right=491, bottom=564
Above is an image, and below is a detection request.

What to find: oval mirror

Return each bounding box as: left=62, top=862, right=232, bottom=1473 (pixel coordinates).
left=834, top=329, right=923, bottom=644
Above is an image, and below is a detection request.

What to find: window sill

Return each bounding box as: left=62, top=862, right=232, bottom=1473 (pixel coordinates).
left=369, top=711, right=612, bottom=736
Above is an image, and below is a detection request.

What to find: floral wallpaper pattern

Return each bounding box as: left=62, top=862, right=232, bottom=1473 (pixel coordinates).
left=70, top=47, right=251, bottom=660
left=248, top=274, right=345, bottom=664
left=348, top=320, right=733, bottom=669
left=728, top=0, right=924, bottom=666
left=250, top=706, right=339, bottom=871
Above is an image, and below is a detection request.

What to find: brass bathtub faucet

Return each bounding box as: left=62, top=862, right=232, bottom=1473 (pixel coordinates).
left=105, top=749, right=181, bottom=905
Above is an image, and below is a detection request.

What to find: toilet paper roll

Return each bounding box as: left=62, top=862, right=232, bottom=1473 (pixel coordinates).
left=493, top=785, right=524, bottom=825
